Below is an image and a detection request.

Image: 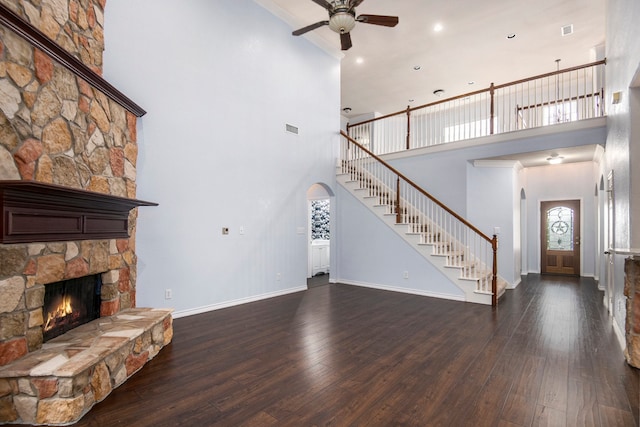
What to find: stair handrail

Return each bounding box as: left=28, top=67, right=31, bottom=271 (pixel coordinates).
left=340, top=131, right=500, bottom=305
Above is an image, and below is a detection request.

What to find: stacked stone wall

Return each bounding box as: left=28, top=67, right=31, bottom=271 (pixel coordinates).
left=0, top=0, right=141, bottom=367
left=624, top=257, right=640, bottom=368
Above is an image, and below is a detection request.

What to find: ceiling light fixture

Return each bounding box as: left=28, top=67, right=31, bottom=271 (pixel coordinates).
left=434, top=23, right=443, bottom=32
left=547, top=153, right=564, bottom=165
left=342, top=107, right=352, bottom=113
left=413, top=65, right=421, bottom=71
left=468, top=81, right=475, bottom=85
left=328, top=10, right=356, bottom=34
left=507, top=33, right=516, bottom=39
left=433, top=89, right=445, bottom=97
left=356, top=57, right=364, bottom=64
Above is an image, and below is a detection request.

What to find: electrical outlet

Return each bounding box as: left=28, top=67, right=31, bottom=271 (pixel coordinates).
left=403, top=271, right=409, bottom=279
left=276, top=273, right=281, bottom=281
left=239, top=226, right=245, bottom=235
left=165, top=289, right=172, bottom=300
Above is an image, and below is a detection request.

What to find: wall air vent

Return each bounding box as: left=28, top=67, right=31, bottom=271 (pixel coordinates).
left=285, top=124, right=299, bottom=135
left=561, top=24, right=573, bottom=36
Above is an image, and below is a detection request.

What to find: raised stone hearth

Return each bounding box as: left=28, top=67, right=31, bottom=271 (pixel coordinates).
left=0, top=308, right=173, bottom=425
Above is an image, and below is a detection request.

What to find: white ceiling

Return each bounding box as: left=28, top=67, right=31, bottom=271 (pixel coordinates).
left=482, top=144, right=603, bottom=168
left=256, top=0, right=606, bottom=120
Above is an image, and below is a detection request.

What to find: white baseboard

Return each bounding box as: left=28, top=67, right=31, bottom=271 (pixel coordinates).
left=337, top=279, right=466, bottom=302
left=171, top=286, right=307, bottom=319
left=612, top=317, right=626, bottom=353
left=508, top=277, right=522, bottom=289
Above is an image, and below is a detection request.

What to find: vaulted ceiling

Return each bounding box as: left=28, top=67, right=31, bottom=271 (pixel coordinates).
left=257, top=0, right=605, bottom=119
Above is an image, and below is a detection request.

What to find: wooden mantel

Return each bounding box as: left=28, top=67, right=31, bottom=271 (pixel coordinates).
left=0, top=181, right=158, bottom=243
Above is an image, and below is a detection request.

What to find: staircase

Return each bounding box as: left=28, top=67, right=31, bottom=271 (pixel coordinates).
left=337, top=132, right=507, bottom=306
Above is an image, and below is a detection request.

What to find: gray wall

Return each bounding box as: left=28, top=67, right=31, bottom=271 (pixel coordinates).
left=602, top=0, right=640, bottom=334
left=104, top=0, right=340, bottom=315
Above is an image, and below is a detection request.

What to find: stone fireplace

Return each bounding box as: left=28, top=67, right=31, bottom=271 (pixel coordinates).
left=42, top=274, right=102, bottom=342
left=624, top=256, right=640, bottom=367
left=0, top=1, right=172, bottom=424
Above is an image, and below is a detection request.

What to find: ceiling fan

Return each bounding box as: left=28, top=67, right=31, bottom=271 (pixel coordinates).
left=292, top=0, right=399, bottom=51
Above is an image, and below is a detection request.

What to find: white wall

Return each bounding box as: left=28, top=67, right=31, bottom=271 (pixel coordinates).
left=524, top=162, right=598, bottom=277
left=467, top=161, right=521, bottom=286
left=334, top=186, right=465, bottom=300
left=103, top=0, right=340, bottom=315
left=602, top=0, right=640, bottom=334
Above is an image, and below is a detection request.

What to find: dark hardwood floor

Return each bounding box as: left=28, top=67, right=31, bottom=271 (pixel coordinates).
left=68, top=275, right=637, bottom=426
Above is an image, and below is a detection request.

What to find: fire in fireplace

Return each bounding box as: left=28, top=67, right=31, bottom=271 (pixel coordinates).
left=43, top=275, right=102, bottom=342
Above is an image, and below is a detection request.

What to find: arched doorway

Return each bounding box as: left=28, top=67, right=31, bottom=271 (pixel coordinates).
left=307, top=183, right=334, bottom=287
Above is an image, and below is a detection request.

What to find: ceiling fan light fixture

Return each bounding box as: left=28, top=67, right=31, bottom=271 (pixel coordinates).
left=329, top=11, right=356, bottom=34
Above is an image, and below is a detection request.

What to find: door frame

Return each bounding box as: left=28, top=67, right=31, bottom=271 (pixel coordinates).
left=605, top=171, right=615, bottom=316
left=539, top=198, right=583, bottom=276
left=306, top=187, right=333, bottom=279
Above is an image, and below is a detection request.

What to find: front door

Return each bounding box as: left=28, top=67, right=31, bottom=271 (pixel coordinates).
left=541, top=200, right=581, bottom=275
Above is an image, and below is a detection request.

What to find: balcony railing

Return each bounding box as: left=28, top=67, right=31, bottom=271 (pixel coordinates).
left=347, top=60, right=606, bottom=156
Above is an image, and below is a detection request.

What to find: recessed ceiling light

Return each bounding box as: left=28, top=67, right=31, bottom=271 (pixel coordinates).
left=507, top=33, right=516, bottom=39
left=546, top=153, right=564, bottom=165
left=413, top=65, right=421, bottom=71
left=434, top=23, right=443, bottom=32
left=468, top=81, right=475, bottom=85
left=342, top=107, right=352, bottom=113
left=433, top=89, right=445, bottom=97
left=408, top=99, right=415, bottom=103
left=355, top=57, right=364, bottom=64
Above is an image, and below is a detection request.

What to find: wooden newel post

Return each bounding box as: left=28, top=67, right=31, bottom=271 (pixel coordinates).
left=489, top=83, right=495, bottom=135
left=406, top=105, right=411, bottom=150
left=491, top=234, right=498, bottom=307
left=395, top=176, right=402, bottom=224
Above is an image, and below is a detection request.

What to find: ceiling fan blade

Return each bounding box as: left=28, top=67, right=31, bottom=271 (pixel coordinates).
left=311, top=0, right=333, bottom=11
left=350, top=0, right=366, bottom=8
left=292, top=20, right=329, bottom=36
left=340, top=32, right=352, bottom=51
left=356, top=14, right=399, bottom=27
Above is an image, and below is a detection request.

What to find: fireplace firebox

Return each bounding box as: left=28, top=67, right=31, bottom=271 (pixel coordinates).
left=43, top=275, right=102, bottom=342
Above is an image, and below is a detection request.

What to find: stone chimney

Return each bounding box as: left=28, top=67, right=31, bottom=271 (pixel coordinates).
left=0, top=0, right=142, bottom=366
